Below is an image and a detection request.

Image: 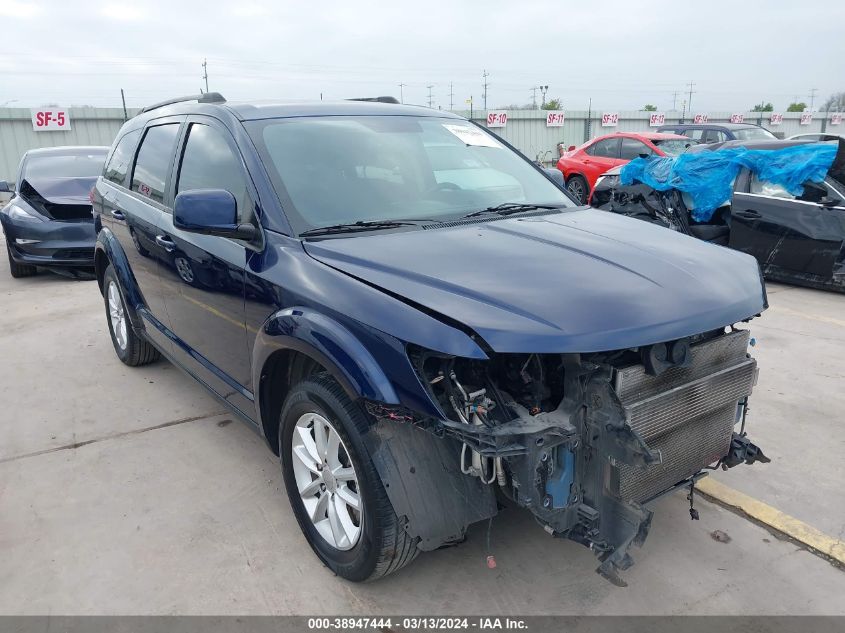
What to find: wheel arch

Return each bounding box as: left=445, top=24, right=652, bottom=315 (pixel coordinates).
left=95, top=229, right=144, bottom=328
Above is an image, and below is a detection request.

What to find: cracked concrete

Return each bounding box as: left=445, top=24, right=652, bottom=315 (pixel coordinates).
left=1, top=235, right=843, bottom=614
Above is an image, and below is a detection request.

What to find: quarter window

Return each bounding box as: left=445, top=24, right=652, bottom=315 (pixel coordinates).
left=177, top=123, right=252, bottom=222
left=104, top=129, right=142, bottom=186
left=131, top=124, right=180, bottom=204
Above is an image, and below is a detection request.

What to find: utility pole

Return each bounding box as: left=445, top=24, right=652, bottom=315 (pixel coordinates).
left=809, top=88, right=818, bottom=111
left=530, top=86, right=538, bottom=109
left=202, top=58, right=209, bottom=93
left=540, top=85, right=549, bottom=108
left=686, top=81, right=696, bottom=115
left=426, top=84, right=434, bottom=109
left=585, top=97, right=592, bottom=142
left=672, top=91, right=678, bottom=110
left=449, top=82, right=454, bottom=110
left=120, top=88, right=128, bottom=122
left=482, top=70, right=489, bottom=110
left=398, top=83, right=406, bottom=104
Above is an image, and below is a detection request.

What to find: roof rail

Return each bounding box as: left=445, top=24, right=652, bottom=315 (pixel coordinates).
left=347, top=96, right=400, bottom=104
left=139, top=92, right=226, bottom=114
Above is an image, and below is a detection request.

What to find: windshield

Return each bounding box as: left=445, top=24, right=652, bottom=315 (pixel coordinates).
left=732, top=127, right=777, bottom=141
left=23, top=153, right=107, bottom=179
left=653, top=139, right=695, bottom=156
left=248, top=115, right=575, bottom=234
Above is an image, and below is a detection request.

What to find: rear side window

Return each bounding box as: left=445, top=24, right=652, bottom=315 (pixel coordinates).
left=176, top=123, right=252, bottom=222
left=586, top=138, right=619, bottom=158
left=131, top=124, right=180, bottom=204
left=104, top=130, right=141, bottom=186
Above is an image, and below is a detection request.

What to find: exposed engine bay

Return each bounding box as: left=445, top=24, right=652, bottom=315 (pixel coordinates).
left=407, top=327, right=769, bottom=585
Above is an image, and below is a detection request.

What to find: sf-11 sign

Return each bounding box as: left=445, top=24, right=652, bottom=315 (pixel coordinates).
left=648, top=112, right=666, bottom=127
left=693, top=114, right=709, bottom=124
left=601, top=113, right=619, bottom=127
left=31, top=108, right=71, bottom=131
left=770, top=113, right=784, bottom=125
left=546, top=111, right=565, bottom=127
left=486, top=112, right=507, bottom=128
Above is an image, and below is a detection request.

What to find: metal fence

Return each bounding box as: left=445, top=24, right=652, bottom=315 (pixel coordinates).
left=1, top=106, right=841, bottom=183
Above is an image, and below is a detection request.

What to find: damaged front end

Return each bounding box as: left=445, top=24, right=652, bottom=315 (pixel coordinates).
left=409, top=327, right=768, bottom=585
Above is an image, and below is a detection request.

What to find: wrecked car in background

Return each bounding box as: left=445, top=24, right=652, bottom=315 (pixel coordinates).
left=92, top=95, right=769, bottom=586
left=0, top=146, right=109, bottom=278
left=592, top=139, right=845, bottom=293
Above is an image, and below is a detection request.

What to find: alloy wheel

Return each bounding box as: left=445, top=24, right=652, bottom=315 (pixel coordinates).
left=291, top=412, right=362, bottom=550
left=567, top=179, right=585, bottom=203
left=107, top=280, right=128, bottom=351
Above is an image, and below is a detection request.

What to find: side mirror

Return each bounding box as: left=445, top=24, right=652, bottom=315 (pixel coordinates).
left=0, top=180, right=11, bottom=193
left=567, top=145, right=577, bottom=152
left=173, top=189, right=256, bottom=240
left=542, top=167, right=565, bottom=188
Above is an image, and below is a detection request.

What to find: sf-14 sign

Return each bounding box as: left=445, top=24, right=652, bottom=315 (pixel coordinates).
left=31, top=109, right=71, bottom=131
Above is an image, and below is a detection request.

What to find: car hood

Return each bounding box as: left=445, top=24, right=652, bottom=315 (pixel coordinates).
left=21, top=177, right=97, bottom=205
left=303, top=210, right=767, bottom=354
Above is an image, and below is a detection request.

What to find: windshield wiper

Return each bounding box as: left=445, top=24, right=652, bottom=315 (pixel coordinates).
left=461, top=202, right=562, bottom=219
left=299, top=219, right=423, bottom=238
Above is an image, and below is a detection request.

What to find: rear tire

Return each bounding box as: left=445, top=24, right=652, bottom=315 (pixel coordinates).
left=7, top=246, right=36, bottom=278
left=102, top=264, right=160, bottom=367
left=279, top=373, right=419, bottom=581
left=566, top=174, right=589, bottom=205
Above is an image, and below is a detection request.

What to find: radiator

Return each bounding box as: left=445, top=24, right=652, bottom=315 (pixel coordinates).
left=612, top=330, right=757, bottom=503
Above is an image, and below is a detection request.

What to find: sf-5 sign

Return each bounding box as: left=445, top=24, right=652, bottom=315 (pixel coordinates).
left=31, top=109, right=71, bottom=131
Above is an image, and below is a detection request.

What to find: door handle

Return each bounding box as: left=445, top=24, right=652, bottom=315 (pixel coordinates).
left=155, top=235, right=176, bottom=252
left=738, top=210, right=762, bottom=219
left=111, top=210, right=125, bottom=221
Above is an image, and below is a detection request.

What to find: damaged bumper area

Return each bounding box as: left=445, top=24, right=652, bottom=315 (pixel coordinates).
left=408, top=327, right=767, bottom=585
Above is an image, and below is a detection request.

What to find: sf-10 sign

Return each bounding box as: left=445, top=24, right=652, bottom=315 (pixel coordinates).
left=31, top=108, right=71, bottom=131
left=486, top=112, right=507, bottom=128
left=648, top=112, right=666, bottom=127
left=601, top=113, right=619, bottom=127
left=546, top=111, right=565, bottom=127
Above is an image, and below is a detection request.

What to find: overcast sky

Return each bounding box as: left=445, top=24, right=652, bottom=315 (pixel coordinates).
left=0, top=0, right=842, bottom=112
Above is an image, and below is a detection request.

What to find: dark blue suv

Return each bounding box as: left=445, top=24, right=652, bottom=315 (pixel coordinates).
left=92, top=94, right=769, bottom=584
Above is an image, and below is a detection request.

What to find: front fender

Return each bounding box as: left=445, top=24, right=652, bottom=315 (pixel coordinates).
left=95, top=228, right=144, bottom=329
left=252, top=307, right=399, bottom=406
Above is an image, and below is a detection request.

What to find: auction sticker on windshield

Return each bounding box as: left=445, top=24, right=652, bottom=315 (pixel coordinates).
left=443, top=124, right=502, bottom=147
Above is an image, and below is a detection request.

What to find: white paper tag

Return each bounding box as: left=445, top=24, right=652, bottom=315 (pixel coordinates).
left=442, top=123, right=502, bottom=148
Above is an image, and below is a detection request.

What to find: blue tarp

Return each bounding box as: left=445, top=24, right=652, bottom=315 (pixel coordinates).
left=620, top=143, right=837, bottom=222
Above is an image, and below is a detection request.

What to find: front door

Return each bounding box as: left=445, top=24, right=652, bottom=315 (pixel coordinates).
left=157, top=117, right=258, bottom=416
left=730, top=170, right=845, bottom=283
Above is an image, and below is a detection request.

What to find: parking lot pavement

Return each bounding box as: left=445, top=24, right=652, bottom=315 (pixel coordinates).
left=1, top=239, right=844, bottom=615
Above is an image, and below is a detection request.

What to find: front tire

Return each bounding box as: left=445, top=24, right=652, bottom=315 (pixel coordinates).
left=7, top=245, right=36, bottom=278
left=280, top=373, right=419, bottom=581
left=102, top=264, right=160, bottom=366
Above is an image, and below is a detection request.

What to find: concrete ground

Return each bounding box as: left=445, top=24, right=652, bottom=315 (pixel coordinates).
left=1, top=234, right=843, bottom=615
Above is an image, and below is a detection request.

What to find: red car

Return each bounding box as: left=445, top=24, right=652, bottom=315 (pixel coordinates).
left=556, top=132, right=693, bottom=204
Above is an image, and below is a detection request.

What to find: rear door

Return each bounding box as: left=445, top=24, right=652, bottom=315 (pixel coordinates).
left=157, top=116, right=258, bottom=416
left=729, top=170, right=845, bottom=282
left=100, top=120, right=182, bottom=351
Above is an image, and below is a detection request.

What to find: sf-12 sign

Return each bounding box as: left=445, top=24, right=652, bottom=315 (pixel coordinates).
left=831, top=113, right=843, bottom=126
left=648, top=112, right=666, bottom=127
left=31, top=108, right=71, bottom=131
left=769, top=113, right=784, bottom=125
left=729, top=113, right=744, bottom=124
left=601, top=112, right=619, bottom=127
left=546, top=111, right=565, bottom=127
left=693, top=114, right=709, bottom=124
left=486, top=111, right=507, bottom=128
left=799, top=112, right=813, bottom=125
